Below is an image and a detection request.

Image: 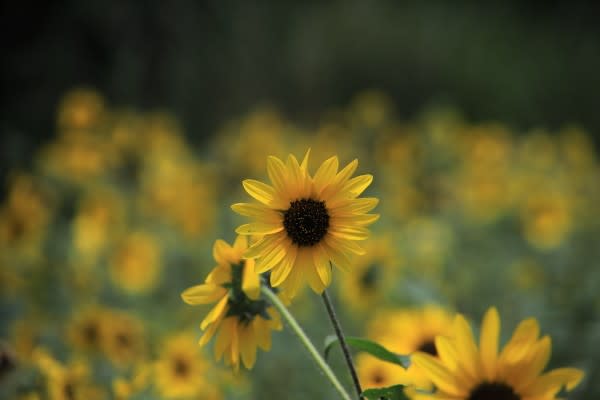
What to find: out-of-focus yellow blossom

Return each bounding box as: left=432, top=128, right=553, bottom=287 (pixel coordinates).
left=338, top=235, right=399, bottom=312
left=138, top=157, right=217, bottom=239
left=109, top=232, right=162, bottom=293
left=34, top=348, right=105, bottom=400
left=57, top=88, right=105, bottom=131
left=357, top=353, right=406, bottom=390
left=73, top=187, right=125, bottom=263
left=412, top=307, right=584, bottom=400
left=517, top=131, right=559, bottom=172
left=154, top=333, right=222, bottom=399
left=348, top=90, right=393, bottom=129
left=0, top=174, right=51, bottom=260
left=365, top=305, right=455, bottom=389
left=101, top=311, right=146, bottom=367
left=112, top=364, right=151, bottom=400
left=10, top=319, right=42, bottom=360
left=520, top=190, right=573, bottom=250
left=181, top=236, right=282, bottom=371
left=213, top=108, right=288, bottom=178
left=66, top=307, right=108, bottom=353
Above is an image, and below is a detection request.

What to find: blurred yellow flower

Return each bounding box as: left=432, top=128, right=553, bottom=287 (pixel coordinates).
left=357, top=353, right=406, bottom=390
left=154, top=333, right=222, bottom=399
left=520, top=191, right=572, bottom=250
left=232, top=150, right=379, bottom=298
left=66, top=306, right=107, bottom=352
left=101, top=311, right=146, bottom=367
left=338, top=235, right=399, bottom=312
left=413, top=307, right=584, bottom=400
left=109, top=232, right=161, bottom=293
left=366, top=305, right=455, bottom=390
left=181, top=236, right=282, bottom=371
left=57, top=88, right=105, bottom=131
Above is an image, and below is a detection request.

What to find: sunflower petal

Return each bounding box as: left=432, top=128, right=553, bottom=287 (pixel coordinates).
left=231, top=203, right=281, bottom=223
left=331, top=198, right=379, bottom=215
left=270, top=246, right=297, bottom=286
left=255, top=245, right=287, bottom=273
left=329, top=225, right=370, bottom=240
left=200, top=296, right=229, bottom=330
left=235, top=222, right=283, bottom=235
left=267, top=156, right=288, bottom=193
left=242, top=259, right=260, bottom=300
left=181, top=284, right=225, bottom=305
left=412, top=353, right=467, bottom=397
left=313, top=156, right=339, bottom=194
left=242, top=179, right=276, bottom=205
left=313, top=244, right=332, bottom=287
left=245, top=234, right=286, bottom=259
left=480, top=307, right=500, bottom=381
left=213, top=239, right=233, bottom=265
left=525, top=368, right=584, bottom=395
left=240, top=324, right=257, bottom=369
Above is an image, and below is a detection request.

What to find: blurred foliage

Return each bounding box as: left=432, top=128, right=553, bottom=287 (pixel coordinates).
left=0, top=87, right=598, bottom=399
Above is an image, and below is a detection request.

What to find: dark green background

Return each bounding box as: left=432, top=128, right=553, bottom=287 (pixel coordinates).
left=2, top=0, right=600, bottom=182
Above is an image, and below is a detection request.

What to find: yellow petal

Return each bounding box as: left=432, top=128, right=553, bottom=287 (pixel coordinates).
left=343, top=174, right=373, bottom=197
left=242, top=179, right=276, bottom=205
left=270, top=246, right=297, bottom=287
left=255, top=245, right=287, bottom=273
left=480, top=307, right=500, bottom=381
left=500, top=318, right=540, bottom=364
left=323, top=243, right=352, bottom=272
left=242, top=259, right=260, bottom=300
left=245, top=234, right=286, bottom=259
left=267, top=156, right=288, bottom=193
left=525, top=368, right=584, bottom=395
left=214, top=318, right=233, bottom=360
left=235, top=222, right=283, bottom=235
left=198, top=319, right=220, bottom=347
left=181, top=284, right=226, bottom=305
left=313, top=156, right=339, bottom=193
left=452, top=314, right=480, bottom=381
left=231, top=203, right=281, bottom=223
left=331, top=197, right=379, bottom=216
left=213, top=239, right=233, bottom=265
left=335, top=159, right=358, bottom=185
left=412, top=353, right=467, bottom=397
left=313, top=244, right=332, bottom=287
left=329, top=225, right=370, bottom=240
left=240, top=324, right=257, bottom=369
left=200, top=296, right=228, bottom=330
left=513, top=336, right=552, bottom=393
left=300, top=148, right=311, bottom=171
left=334, top=213, right=380, bottom=226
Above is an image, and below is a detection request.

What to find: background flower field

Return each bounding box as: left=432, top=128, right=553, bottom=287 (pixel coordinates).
left=1, top=2, right=599, bottom=399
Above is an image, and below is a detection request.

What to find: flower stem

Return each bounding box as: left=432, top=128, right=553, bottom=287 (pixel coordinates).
left=261, top=286, right=353, bottom=400
left=321, top=289, right=363, bottom=399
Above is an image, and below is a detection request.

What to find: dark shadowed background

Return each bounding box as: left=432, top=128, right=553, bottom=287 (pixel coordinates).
left=2, top=0, right=600, bottom=183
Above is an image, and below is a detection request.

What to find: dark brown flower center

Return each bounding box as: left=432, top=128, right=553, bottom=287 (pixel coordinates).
left=174, top=357, right=189, bottom=377
left=283, top=199, right=329, bottom=247
left=359, top=264, right=380, bottom=290
left=468, top=382, right=521, bottom=400
left=82, top=323, right=99, bottom=346
left=417, top=339, right=437, bottom=357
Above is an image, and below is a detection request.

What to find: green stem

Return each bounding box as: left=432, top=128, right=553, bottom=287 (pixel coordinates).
left=261, top=286, right=353, bottom=400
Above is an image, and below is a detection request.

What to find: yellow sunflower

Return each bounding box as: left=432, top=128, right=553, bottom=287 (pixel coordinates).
left=154, top=333, right=222, bottom=399
left=337, top=235, right=398, bottom=312
left=231, top=150, right=379, bottom=298
left=100, top=311, right=146, bottom=367
left=181, top=236, right=282, bottom=371
left=359, top=306, right=455, bottom=390
left=412, top=307, right=584, bottom=400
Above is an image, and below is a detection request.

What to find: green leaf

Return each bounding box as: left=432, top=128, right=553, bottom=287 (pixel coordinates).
left=323, top=335, right=410, bottom=369
left=362, top=385, right=409, bottom=400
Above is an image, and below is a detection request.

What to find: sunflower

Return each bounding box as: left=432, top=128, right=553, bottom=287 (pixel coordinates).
left=337, top=235, right=398, bottom=312
left=100, top=311, right=146, bottom=367
left=154, top=333, right=222, bottom=399
left=231, top=150, right=379, bottom=298
left=181, top=236, right=282, bottom=371
left=357, top=353, right=407, bottom=390
left=66, top=306, right=107, bottom=352
left=412, top=307, right=584, bottom=400
left=359, top=305, right=455, bottom=390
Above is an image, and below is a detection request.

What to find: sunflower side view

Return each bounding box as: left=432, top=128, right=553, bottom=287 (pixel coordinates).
left=412, top=307, right=584, bottom=400
left=181, top=236, right=281, bottom=371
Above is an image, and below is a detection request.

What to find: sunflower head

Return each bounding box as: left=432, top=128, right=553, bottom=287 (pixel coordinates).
left=412, top=307, right=585, bottom=400
left=232, top=150, right=379, bottom=298
left=181, top=236, right=282, bottom=371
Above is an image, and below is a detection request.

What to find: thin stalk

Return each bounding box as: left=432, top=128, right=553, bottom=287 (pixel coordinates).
left=261, top=286, right=353, bottom=400
left=321, top=289, right=363, bottom=399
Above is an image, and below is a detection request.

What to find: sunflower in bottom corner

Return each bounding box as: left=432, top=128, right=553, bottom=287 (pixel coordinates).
left=181, top=236, right=282, bottom=370
left=411, top=307, right=584, bottom=400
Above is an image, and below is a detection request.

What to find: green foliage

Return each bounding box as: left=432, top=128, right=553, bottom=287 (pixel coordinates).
left=324, top=335, right=410, bottom=369
left=362, top=385, right=409, bottom=400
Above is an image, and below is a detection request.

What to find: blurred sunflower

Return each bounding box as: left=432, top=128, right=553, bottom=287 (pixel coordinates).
left=34, top=349, right=105, bottom=400
left=357, top=353, right=407, bottom=390
left=67, top=307, right=107, bottom=352
left=412, top=307, right=584, bottom=400
left=361, top=305, right=455, bottom=390
left=232, top=150, right=379, bottom=298
left=154, top=333, right=222, bottom=399
left=101, top=311, right=146, bottom=367
left=181, top=236, right=282, bottom=370
left=338, top=235, right=398, bottom=312
left=109, top=232, right=162, bottom=294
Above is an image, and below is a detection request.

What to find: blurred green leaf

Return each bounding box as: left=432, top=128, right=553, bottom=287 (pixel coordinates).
left=362, top=384, right=409, bottom=400
left=323, top=335, right=410, bottom=369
